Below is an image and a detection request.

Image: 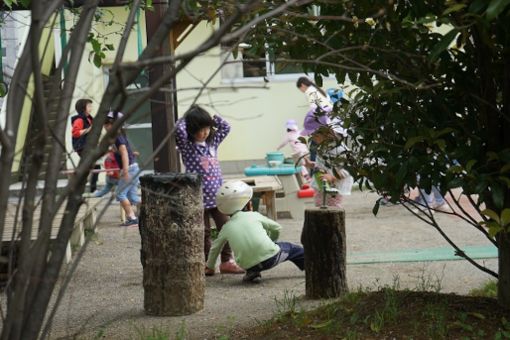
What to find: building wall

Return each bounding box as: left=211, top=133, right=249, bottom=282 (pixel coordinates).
left=175, top=22, right=341, bottom=162
left=66, top=7, right=146, bottom=168
left=0, top=11, right=32, bottom=173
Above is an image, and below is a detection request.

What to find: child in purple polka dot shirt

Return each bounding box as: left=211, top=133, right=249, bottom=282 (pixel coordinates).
left=176, top=105, right=244, bottom=276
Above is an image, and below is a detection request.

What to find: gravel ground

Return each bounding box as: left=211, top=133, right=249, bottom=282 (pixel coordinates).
left=45, top=190, right=497, bottom=339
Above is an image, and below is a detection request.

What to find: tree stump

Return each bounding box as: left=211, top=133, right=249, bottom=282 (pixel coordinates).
left=301, top=207, right=348, bottom=299
left=139, top=173, right=204, bottom=315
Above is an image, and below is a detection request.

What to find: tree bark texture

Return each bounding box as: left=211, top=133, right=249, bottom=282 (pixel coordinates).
left=139, top=173, right=204, bottom=315
left=301, top=207, right=348, bottom=299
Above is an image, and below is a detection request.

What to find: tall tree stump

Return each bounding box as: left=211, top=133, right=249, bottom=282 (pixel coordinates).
left=301, top=207, right=348, bottom=299
left=139, top=173, right=204, bottom=315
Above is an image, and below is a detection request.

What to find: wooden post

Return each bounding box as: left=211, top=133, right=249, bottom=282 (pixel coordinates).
left=301, top=207, right=348, bottom=299
left=139, top=173, right=204, bottom=315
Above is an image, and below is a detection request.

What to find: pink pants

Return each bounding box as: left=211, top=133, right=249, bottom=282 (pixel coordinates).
left=314, top=190, right=343, bottom=208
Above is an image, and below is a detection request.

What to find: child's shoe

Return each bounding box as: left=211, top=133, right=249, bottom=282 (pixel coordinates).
left=243, top=271, right=262, bottom=283
left=205, top=267, right=215, bottom=276
left=120, top=217, right=138, bottom=227
left=219, top=260, right=245, bottom=274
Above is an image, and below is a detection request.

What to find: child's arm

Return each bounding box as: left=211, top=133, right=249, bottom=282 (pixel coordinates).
left=174, top=118, right=188, bottom=151
left=212, top=115, right=231, bottom=144
left=276, top=136, right=290, bottom=151
left=258, top=215, right=282, bottom=241
left=206, top=232, right=227, bottom=270
left=119, top=145, right=130, bottom=181
left=71, top=117, right=90, bottom=138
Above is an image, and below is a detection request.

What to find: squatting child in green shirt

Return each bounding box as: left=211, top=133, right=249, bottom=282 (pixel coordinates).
left=206, top=180, right=305, bottom=283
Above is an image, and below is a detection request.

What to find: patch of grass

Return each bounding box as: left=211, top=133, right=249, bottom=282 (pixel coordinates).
left=274, top=290, right=299, bottom=318
left=412, top=266, right=444, bottom=293
left=175, top=320, right=187, bottom=340
left=231, top=289, right=510, bottom=339
left=214, top=315, right=238, bottom=339
left=132, top=324, right=170, bottom=340
left=470, top=280, right=497, bottom=298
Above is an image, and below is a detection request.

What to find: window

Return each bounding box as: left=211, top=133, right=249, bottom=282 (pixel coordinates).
left=103, top=67, right=153, bottom=170
left=221, top=47, right=302, bottom=81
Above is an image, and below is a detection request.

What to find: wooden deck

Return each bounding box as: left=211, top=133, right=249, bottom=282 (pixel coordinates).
left=2, top=197, right=102, bottom=263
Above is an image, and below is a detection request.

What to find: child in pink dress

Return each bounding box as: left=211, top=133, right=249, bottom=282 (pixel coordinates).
left=276, top=119, right=310, bottom=181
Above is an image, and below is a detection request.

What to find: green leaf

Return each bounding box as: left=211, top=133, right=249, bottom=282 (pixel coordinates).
left=310, top=320, right=333, bottom=329
left=0, top=82, right=7, bottom=97
left=448, top=165, right=463, bottom=174
left=487, top=151, right=499, bottom=162
left=3, top=0, right=15, bottom=9
left=429, top=29, right=458, bottom=62
left=499, top=176, right=510, bottom=188
left=488, top=222, right=503, bottom=238
left=434, top=139, right=446, bottom=151
left=492, top=184, right=505, bottom=210
left=404, top=136, right=425, bottom=150
left=93, top=54, right=102, bottom=68
left=395, top=164, right=407, bottom=185
left=470, top=0, right=488, bottom=13
left=500, top=164, right=510, bottom=174
left=481, top=208, right=500, bottom=224
left=314, top=74, right=323, bottom=87
left=501, top=209, right=510, bottom=227
left=91, top=39, right=101, bottom=53
left=466, top=160, right=477, bottom=172
left=432, top=127, right=454, bottom=138
left=443, top=4, right=467, bottom=15
left=486, top=0, right=510, bottom=20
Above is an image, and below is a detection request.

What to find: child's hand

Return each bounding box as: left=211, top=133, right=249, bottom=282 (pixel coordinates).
left=303, top=158, right=315, bottom=168
left=320, top=173, right=336, bottom=183
left=122, top=170, right=130, bottom=181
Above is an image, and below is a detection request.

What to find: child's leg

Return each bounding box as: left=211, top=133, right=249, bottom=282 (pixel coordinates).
left=210, top=208, right=244, bottom=273
left=209, top=208, right=232, bottom=263
left=328, top=194, right=343, bottom=208
left=94, top=181, right=113, bottom=197
left=116, top=176, right=137, bottom=223
left=275, top=242, right=305, bottom=270
left=243, top=243, right=304, bottom=282
left=203, top=209, right=212, bottom=261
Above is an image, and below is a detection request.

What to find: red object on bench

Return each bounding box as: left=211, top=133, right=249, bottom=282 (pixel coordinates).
left=297, top=184, right=314, bottom=198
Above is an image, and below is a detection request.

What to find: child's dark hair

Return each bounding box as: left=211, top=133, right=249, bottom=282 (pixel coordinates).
left=296, top=77, right=327, bottom=97
left=184, top=105, right=215, bottom=143
left=104, top=111, right=126, bottom=136
left=75, top=98, right=93, bottom=114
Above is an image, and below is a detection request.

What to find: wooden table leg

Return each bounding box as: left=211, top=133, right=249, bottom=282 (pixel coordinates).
left=263, top=191, right=277, bottom=220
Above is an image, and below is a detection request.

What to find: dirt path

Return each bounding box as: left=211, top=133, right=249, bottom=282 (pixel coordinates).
left=47, top=190, right=497, bottom=339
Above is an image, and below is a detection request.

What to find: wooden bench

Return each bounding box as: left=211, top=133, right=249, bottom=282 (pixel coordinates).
left=2, top=197, right=102, bottom=264
left=224, top=175, right=283, bottom=220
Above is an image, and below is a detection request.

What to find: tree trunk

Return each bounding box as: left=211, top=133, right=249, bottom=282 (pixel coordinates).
left=301, top=207, right=348, bottom=299
left=498, top=232, right=510, bottom=307
left=139, top=173, right=204, bottom=316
